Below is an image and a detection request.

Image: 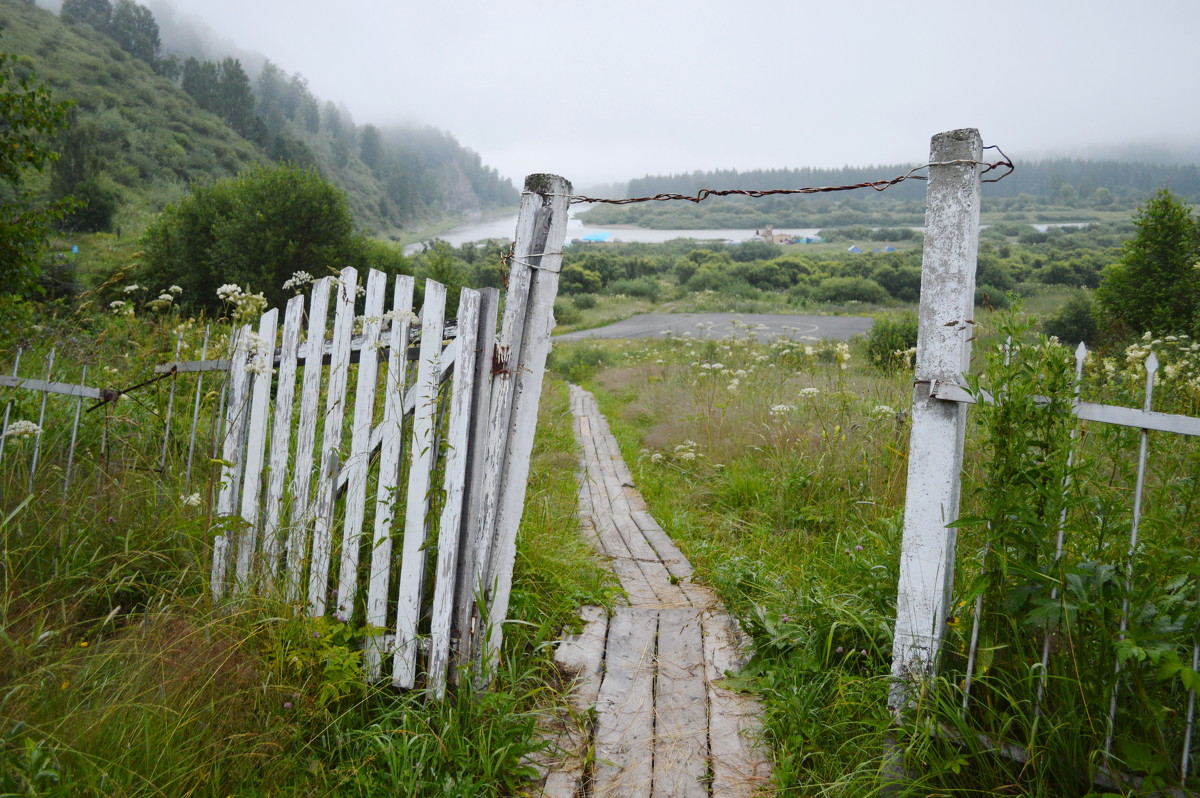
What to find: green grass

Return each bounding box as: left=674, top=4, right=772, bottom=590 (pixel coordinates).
left=561, top=300, right=1200, bottom=795
left=0, top=297, right=613, bottom=796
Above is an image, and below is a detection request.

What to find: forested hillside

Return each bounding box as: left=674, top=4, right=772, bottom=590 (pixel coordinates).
left=1, top=0, right=515, bottom=236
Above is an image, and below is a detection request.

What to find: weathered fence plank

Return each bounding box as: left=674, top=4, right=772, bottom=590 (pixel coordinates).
left=889, top=128, right=982, bottom=715
left=212, top=324, right=251, bottom=600
left=235, top=308, right=279, bottom=589
left=286, top=276, right=332, bottom=600
left=393, top=279, right=448, bottom=688
left=262, top=296, right=305, bottom=578
left=308, top=269, right=357, bottom=617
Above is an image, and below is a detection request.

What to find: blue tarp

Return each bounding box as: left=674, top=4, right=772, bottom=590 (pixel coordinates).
left=580, top=231, right=613, bottom=242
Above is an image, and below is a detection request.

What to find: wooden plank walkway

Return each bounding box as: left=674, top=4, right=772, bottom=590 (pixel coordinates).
left=537, top=386, right=772, bottom=797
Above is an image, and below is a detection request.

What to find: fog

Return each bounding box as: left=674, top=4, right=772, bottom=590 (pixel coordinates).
left=94, top=0, right=1200, bottom=185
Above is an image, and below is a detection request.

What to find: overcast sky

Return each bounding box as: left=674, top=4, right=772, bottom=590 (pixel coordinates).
left=147, top=0, right=1200, bottom=187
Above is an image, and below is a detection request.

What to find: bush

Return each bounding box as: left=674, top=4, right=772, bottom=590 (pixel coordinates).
left=813, top=276, right=888, bottom=304
left=866, top=313, right=918, bottom=371
left=1042, top=291, right=1099, bottom=345
left=553, top=297, right=581, bottom=326
left=608, top=276, right=660, bottom=302
left=975, top=285, right=1011, bottom=310
left=550, top=344, right=610, bottom=383
left=140, top=164, right=383, bottom=313
left=572, top=293, right=597, bottom=310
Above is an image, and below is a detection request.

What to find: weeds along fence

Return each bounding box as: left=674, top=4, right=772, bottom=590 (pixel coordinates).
left=893, top=130, right=1200, bottom=791
left=0, top=173, right=572, bottom=696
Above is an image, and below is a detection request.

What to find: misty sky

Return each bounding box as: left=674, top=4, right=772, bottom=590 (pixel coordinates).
left=150, top=0, right=1200, bottom=187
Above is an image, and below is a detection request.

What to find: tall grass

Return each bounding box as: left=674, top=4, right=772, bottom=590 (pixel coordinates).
left=0, top=297, right=613, bottom=795
left=566, top=306, right=1200, bottom=795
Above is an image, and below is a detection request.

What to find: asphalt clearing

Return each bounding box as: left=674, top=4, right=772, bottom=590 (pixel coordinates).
left=554, top=312, right=874, bottom=342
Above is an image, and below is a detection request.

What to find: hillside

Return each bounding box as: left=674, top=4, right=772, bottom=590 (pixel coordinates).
left=0, top=0, right=516, bottom=237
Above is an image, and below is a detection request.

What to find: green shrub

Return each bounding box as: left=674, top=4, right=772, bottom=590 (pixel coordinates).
left=553, top=297, right=581, bottom=326
left=975, top=284, right=1011, bottom=309
left=572, top=293, right=597, bottom=310
left=866, top=313, right=918, bottom=371
left=813, top=276, right=888, bottom=304
left=550, top=344, right=611, bottom=383
left=608, top=276, right=660, bottom=302
left=1042, top=291, right=1099, bottom=345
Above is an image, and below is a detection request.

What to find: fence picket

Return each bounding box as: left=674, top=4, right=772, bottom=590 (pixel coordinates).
left=63, top=364, right=86, bottom=499
left=262, top=296, right=305, bottom=578
left=393, top=280, right=447, bottom=688
left=308, top=269, right=358, bottom=617
left=212, top=325, right=251, bottom=601
left=428, top=287, right=482, bottom=696
left=235, top=308, right=279, bottom=589
left=286, top=277, right=332, bottom=600
left=184, top=325, right=210, bottom=490
left=364, top=275, right=415, bottom=679
left=28, top=349, right=55, bottom=492
left=335, top=269, right=387, bottom=618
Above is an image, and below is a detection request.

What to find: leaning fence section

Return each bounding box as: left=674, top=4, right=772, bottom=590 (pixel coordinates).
left=1, top=173, right=572, bottom=695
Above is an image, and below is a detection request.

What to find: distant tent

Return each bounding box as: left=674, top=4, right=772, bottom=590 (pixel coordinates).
left=847, top=245, right=862, bottom=254
left=580, top=231, right=613, bottom=242
left=884, top=245, right=896, bottom=252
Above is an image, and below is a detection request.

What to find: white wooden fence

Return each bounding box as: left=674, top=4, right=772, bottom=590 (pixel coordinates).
left=892, top=129, right=1200, bottom=789
left=0, top=173, right=572, bottom=695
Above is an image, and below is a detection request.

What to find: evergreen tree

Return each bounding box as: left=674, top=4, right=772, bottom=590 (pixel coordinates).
left=61, top=0, right=112, bottom=31
left=1096, top=188, right=1200, bottom=337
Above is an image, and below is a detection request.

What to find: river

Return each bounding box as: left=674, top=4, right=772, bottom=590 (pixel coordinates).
left=404, top=207, right=1093, bottom=255
left=403, top=205, right=823, bottom=254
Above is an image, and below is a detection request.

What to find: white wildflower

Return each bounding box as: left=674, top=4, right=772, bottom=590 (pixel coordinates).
left=109, top=300, right=126, bottom=312
left=872, top=405, right=896, bottom=417
left=181, top=492, right=202, bottom=508
left=169, top=285, right=183, bottom=295
left=769, top=403, right=794, bottom=417
left=4, top=420, right=42, bottom=438
left=282, top=271, right=315, bottom=292
left=157, top=293, right=174, bottom=303
left=217, top=283, right=243, bottom=302
left=799, top=387, right=820, bottom=398
left=123, top=284, right=141, bottom=294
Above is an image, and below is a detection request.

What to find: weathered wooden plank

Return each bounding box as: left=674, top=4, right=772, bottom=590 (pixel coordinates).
left=393, top=279, right=448, bottom=688
left=27, top=349, right=54, bottom=491
left=428, top=287, right=482, bottom=696
left=0, top=374, right=105, bottom=400
left=62, top=364, right=87, bottom=498
left=468, top=175, right=570, bottom=668
left=335, top=269, right=387, bottom=618
left=261, top=296, right=305, bottom=578
left=184, top=325, right=211, bottom=489
left=212, top=325, right=251, bottom=601
left=364, top=275, right=415, bottom=680
left=285, top=277, right=332, bottom=600
left=890, top=129, right=983, bottom=713
left=654, top=607, right=709, bottom=798
left=308, top=269, right=358, bottom=617
left=703, top=609, right=772, bottom=797
left=539, top=604, right=610, bottom=798
left=235, top=308, right=279, bottom=589
left=594, top=606, right=658, bottom=798
left=452, top=287, right=499, bottom=679
left=631, top=510, right=694, bottom=582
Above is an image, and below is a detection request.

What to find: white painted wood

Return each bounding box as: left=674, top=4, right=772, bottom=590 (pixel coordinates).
left=235, top=309, right=279, bottom=589
left=452, top=287, right=499, bottom=678
left=0, top=375, right=103, bottom=400
left=889, top=129, right=983, bottom=716
left=308, top=269, right=358, bottom=617
left=184, top=325, right=211, bottom=489
left=335, top=269, right=387, bottom=618
left=27, top=349, right=54, bottom=491
left=158, top=335, right=183, bottom=474
left=428, top=287, right=482, bottom=697
left=63, top=365, right=86, bottom=498
left=0, top=349, right=23, bottom=466
left=482, top=174, right=572, bottom=667
left=213, top=325, right=251, bottom=601
left=364, top=275, right=415, bottom=679
left=286, top=277, right=332, bottom=600
left=392, top=280, right=448, bottom=687
left=262, top=295, right=305, bottom=578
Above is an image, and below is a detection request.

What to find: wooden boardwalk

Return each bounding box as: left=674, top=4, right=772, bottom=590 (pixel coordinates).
left=536, top=386, right=772, bottom=797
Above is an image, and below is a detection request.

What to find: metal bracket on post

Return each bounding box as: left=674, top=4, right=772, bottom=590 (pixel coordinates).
left=889, top=129, right=984, bottom=719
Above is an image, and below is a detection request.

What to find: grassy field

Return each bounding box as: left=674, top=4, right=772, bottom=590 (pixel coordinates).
left=556, top=300, right=1200, bottom=795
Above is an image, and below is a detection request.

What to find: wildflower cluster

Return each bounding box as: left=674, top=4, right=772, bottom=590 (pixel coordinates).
left=640, top=439, right=705, bottom=467
left=282, top=271, right=315, bottom=294
left=217, top=284, right=268, bottom=324
left=3, top=419, right=42, bottom=438
left=111, top=284, right=184, bottom=316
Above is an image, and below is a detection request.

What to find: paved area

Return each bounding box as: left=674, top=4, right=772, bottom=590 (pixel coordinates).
left=535, top=386, right=772, bottom=797
left=554, top=312, right=873, bottom=343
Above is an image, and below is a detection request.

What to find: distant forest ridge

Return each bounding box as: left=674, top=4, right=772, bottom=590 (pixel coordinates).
left=623, top=160, right=1200, bottom=202
left=5, top=0, right=516, bottom=236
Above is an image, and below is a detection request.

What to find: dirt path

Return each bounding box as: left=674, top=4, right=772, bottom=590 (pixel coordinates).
left=536, top=386, right=772, bottom=797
